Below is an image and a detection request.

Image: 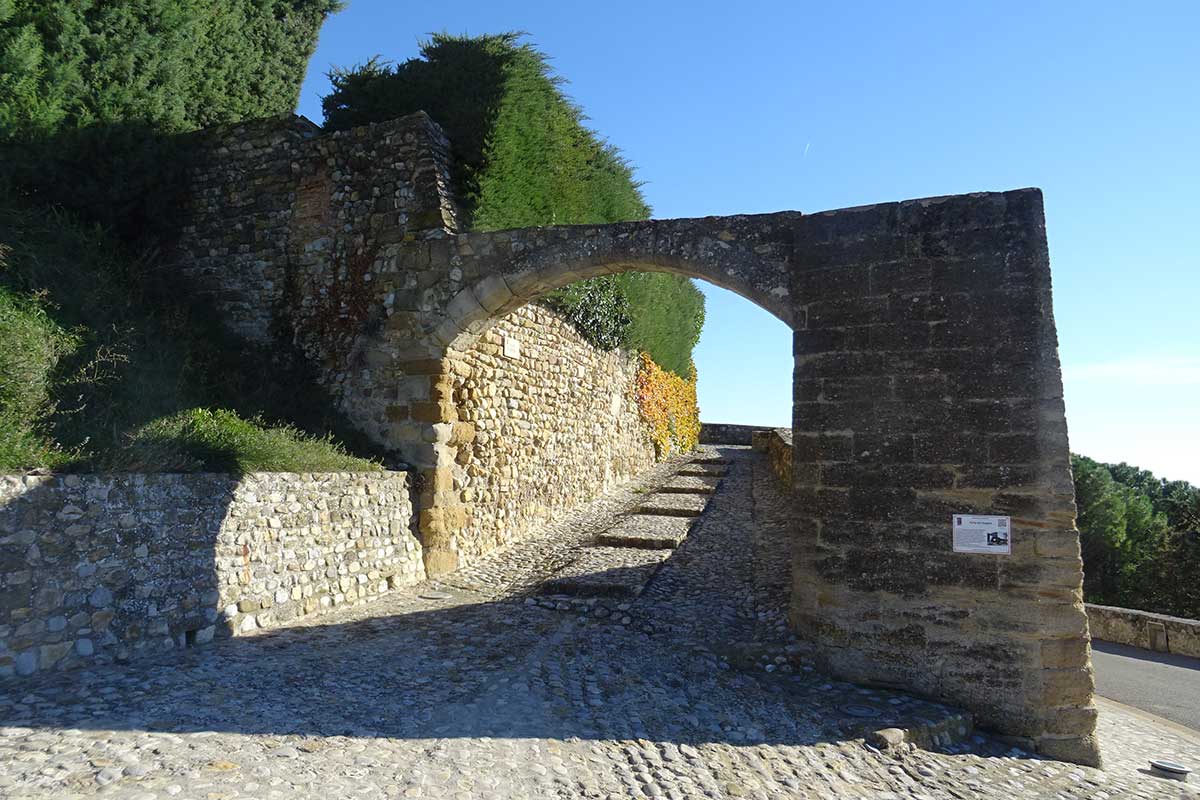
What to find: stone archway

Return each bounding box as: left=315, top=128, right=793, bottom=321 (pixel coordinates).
left=382, top=190, right=1097, bottom=766
left=169, top=114, right=1098, bottom=764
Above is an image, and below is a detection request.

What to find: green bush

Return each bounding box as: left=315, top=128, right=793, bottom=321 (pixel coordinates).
left=0, top=198, right=389, bottom=472
left=321, top=33, right=705, bottom=375
left=0, top=0, right=340, bottom=236
left=0, top=0, right=339, bottom=139
left=0, top=282, right=79, bottom=469
left=102, top=408, right=381, bottom=474
left=323, top=34, right=648, bottom=229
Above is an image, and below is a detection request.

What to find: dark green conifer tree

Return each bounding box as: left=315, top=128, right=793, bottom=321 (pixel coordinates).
left=323, top=33, right=705, bottom=376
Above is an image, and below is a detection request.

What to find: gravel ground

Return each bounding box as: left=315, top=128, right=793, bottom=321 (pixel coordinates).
left=1, top=447, right=1197, bottom=799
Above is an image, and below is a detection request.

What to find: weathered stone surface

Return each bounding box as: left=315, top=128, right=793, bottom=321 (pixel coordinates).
left=596, top=515, right=693, bottom=549
left=4, top=466, right=1188, bottom=800
left=441, top=305, right=655, bottom=569
left=753, top=428, right=794, bottom=489
left=637, top=492, right=710, bottom=518
left=0, top=471, right=420, bottom=677
left=678, top=464, right=729, bottom=478
left=540, top=546, right=670, bottom=597
left=1087, top=602, right=1200, bottom=658
left=699, top=422, right=765, bottom=445
left=660, top=475, right=721, bottom=494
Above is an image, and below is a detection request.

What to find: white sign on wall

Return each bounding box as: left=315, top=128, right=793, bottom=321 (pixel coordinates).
left=502, top=334, right=521, bottom=360
left=952, top=514, right=1012, bottom=554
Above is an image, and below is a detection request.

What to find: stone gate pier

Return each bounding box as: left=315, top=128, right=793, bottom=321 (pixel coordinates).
left=168, top=113, right=1099, bottom=764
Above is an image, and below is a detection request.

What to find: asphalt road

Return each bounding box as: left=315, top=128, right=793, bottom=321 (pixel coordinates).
left=1092, top=639, right=1200, bottom=732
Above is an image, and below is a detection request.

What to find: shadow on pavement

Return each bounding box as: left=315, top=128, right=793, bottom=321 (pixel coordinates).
left=0, top=579, right=968, bottom=751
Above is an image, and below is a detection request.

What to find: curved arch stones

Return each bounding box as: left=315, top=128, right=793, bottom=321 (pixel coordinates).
left=170, top=115, right=1098, bottom=765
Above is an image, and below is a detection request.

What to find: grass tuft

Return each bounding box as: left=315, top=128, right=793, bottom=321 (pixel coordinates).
left=98, top=408, right=382, bottom=474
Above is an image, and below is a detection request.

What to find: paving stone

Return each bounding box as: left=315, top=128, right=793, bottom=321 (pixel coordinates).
left=677, top=464, right=728, bottom=478
left=596, top=515, right=693, bottom=550
left=660, top=475, right=722, bottom=494
left=0, top=446, right=1194, bottom=800
left=636, top=492, right=710, bottom=517
left=539, top=546, right=671, bottom=597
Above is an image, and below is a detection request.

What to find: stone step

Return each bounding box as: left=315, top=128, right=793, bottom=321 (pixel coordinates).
left=659, top=475, right=721, bottom=495
left=539, top=546, right=671, bottom=597
left=693, top=455, right=731, bottom=465
left=596, top=515, right=694, bottom=550
left=678, top=464, right=728, bottom=478
left=636, top=492, right=710, bottom=518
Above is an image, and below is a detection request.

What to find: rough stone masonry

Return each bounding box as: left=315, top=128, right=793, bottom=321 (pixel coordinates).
left=165, top=113, right=1098, bottom=764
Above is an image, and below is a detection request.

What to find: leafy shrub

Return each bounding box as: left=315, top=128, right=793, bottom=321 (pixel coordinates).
left=635, top=353, right=700, bottom=457
left=0, top=281, right=79, bottom=469
left=540, top=276, right=631, bottom=351
left=321, top=33, right=705, bottom=374
left=0, top=198, right=388, bottom=472
left=102, top=408, right=381, bottom=474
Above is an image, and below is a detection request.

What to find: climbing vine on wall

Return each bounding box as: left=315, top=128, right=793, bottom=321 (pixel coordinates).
left=635, top=353, right=700, bottom=457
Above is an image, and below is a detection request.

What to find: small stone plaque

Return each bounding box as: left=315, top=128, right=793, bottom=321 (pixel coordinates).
left=952, top=514, right=1011, bottom=554
left=502, top=334, right=521, bottom=359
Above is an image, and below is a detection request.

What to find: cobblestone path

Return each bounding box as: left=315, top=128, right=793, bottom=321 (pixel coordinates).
left=1, top=448, right=1198, bottom=799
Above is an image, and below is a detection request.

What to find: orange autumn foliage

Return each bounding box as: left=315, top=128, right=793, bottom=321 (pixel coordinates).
left=635, top=352, right=700, bottom=457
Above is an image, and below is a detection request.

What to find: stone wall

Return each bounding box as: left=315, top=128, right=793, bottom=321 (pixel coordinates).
left=1087, top=603, right=1200, bottom=658
left=443, top=305, right=655, bottom=566
left=788, top=192, right=1097, bottom=764
left=170, top=112, right=462, bottom=460
left=700, top=422, right=765, bottom=445
left=752, top=428, right=794, bottom=489
left=0, top=471, right=420, bottom=678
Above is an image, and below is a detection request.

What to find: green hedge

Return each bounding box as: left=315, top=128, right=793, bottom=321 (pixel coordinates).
left=322, top=33, right=705, bottom=375
left=0, top=0, right=338, bottom=139
left=0, top=0, right=340, bottom=236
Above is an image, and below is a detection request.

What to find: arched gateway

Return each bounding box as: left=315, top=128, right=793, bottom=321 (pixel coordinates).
left=171, top=113, right=1098, bottom=765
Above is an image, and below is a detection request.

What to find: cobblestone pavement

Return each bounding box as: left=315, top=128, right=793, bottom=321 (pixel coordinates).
left=2, top=447, right=1198, bottom=799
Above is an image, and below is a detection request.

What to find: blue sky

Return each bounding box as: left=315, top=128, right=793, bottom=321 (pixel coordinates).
left=297, top=1, right=1199, bottom=483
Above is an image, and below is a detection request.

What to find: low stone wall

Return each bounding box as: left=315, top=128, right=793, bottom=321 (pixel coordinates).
left=752, top=428, right=793, bottom=489
left=443, top=305, right=656, bottom=565
left=1087, top=603, right=1200, bottom=658
left=0, top=471, right=421, bottom=679
left=700, top=422, right=765, bottom=445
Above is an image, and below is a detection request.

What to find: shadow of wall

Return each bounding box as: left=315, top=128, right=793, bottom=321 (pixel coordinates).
left=0, top=470, right=420, bottom=679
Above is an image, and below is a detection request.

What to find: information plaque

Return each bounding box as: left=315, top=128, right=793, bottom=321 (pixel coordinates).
left=952, top=514, right=1011, bottom=554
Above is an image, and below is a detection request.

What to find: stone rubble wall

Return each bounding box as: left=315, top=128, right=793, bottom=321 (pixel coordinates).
left=169, top=113, right=463, bottom=460
left=443, top=305, right=656, bottom=566
left=0, top=471, right=421, bottom=679
left=699, top=422, right=765, bottom=445
left=752, top=428, right=794, bottom=489
left=1086, top=603, right=1200, bottom=659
